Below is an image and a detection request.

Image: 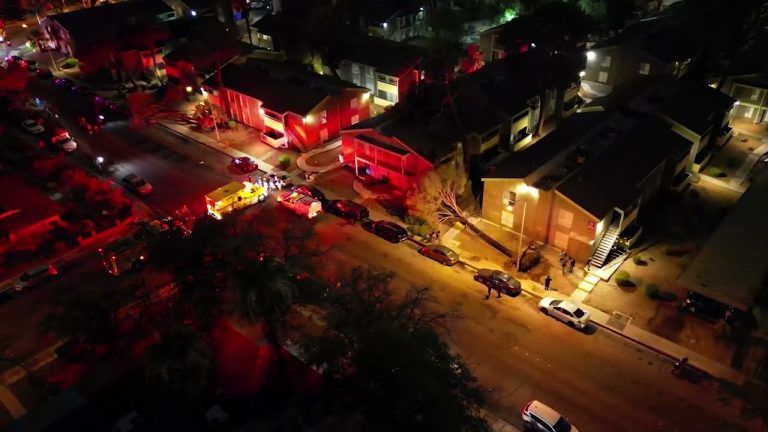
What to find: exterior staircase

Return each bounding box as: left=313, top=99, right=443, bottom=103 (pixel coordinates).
left=591, top=221, right=620, bottom=268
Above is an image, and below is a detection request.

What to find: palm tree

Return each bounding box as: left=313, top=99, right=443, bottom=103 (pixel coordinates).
left=229, top=256, right=300, bottom=397
left=145, top=327, right=213, bottom=405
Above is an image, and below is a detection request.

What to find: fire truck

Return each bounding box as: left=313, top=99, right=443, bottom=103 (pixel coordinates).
left=276, top=191, right=322, bottom=219
left=205, top=181, right=268, bottom=219
left=99, top=238, right=146, bottom=276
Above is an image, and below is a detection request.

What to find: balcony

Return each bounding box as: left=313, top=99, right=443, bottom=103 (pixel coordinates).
left=261, top=129, right=287, bottom=148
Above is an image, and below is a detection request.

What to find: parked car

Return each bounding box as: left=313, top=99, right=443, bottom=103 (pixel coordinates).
left=51, top=131, right=77, bottom=152
left=538, top=297, right=590, bottom=329
left=418, top=244, right=459, bottom=266
left=522, top=400, right=578, bottom=432
left=230, top=156, right=258, bottom=174
left=122, top=174, right=153, bottom=195
left=326, top=199, right=369, bottom=222
left=21, top=119, right=44, bottom=134
left=361, top=220, right=408, bottom=243
left=680, top=292, right=754, bottom=327
left=293, top=184, right=326, bottom=201
left=53, top=77, right=75, bottom=89
left=12, top=263, right=58, bottom=291
left=473, top=269, right=522, bottom=297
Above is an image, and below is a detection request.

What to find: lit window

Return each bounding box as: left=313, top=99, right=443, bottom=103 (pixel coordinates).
left=639, top=63, right=650, bottom=75
left=601, top=56, right=611, bottom=67
left=751, top=89, right=760, bottom=101
left=598, top=71, right=608, bottom=83
left=320, top=110, right=327, bottom=125
left=351, top=114, right=360, bottom=124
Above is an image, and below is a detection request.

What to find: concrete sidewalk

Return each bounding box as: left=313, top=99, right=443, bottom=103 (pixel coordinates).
left=440, top=220, right=746, bottom=386
left=296, top=139, right=342, bottom=173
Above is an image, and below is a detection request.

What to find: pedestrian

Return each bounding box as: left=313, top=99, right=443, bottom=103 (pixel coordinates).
left=484, top=285, right=492, bottom=300
left=586, top=257, right=592, bottom=271
left=561, top=258, right=567, bottom=275
left=568, top=257, right=575, bottom=273
left=560, top=250, right=567, bottom=263
left=544, top=275, right=552, bottom=291
left=435, top=230, right=441, bottom=241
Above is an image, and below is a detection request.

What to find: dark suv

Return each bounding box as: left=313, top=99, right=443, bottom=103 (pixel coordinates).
left=327, top=200, right=369, bottom=222
left=293, top=184, right=326, bottom=201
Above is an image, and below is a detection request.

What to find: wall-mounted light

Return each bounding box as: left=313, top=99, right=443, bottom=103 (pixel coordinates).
left=362, top=92, right=370, bottom=102
left=185, top=86, right=193, bottom=93
left=303, top=114, right=313, bottom=124
left=586, top=51, right=596, bottom=61
left=382, top=22, right=388, bottom=29
left=191, top=10, right=197, bottom=16
left=579, top=70, right=586, bottom=77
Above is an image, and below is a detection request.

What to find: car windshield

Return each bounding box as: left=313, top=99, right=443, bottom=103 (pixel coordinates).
left=550, top=299, right=562, bottom=307
left=573, top=308, right=586, bottom=318
left=553, top=416, right=572, bottom=432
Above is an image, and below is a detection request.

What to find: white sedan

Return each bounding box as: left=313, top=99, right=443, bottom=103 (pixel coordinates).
left=21, top=119, right=44, bottom=134
left=538, top=297, right=590, bottom=329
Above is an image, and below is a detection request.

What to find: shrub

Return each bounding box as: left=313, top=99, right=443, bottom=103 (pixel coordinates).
left=645, top=283, right=660, bottom=299
left=278, top=154, right=291, bottom=169
left=404, top=215, right=433, bottom=238
left=703, top=166, right=726, bottom=178
left=61, top=58, right=78, bottom=69
left=615, top=270, right=631, bottom=286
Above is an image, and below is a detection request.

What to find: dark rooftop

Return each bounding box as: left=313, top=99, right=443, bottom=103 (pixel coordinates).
left=0, top=176, right=64, bottom=238
left=556, top=119, right=691, bottom=218
left=731, top=74, right=768, bottom=90
left=204, top=59, right=366, bottom=116
left=334, top=36, right=423, bottom=77
left=591, top=17, right=699, bottom=63
left=251, top=12, right=277, bottom=34
left=656, top=82, right=735, bottom=136
left=345, top=111, right=460, bottom=163
left=361, top=0, right=422, bottom=23
left=46, top=0, right=173, bottom=40
left=485, top=111, right=611, bottom=180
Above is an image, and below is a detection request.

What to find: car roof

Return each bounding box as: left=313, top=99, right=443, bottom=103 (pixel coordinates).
left=527, top=400, right=563, bottom=425
left=556, top=300, right=581, bottom=313
left=431, top=245, right=457, bottom=255
left=123, top=174, right=140, bottom=181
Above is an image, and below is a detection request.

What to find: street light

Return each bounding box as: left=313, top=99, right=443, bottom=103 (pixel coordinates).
left=510, top=184, right=537, bottom=271
left=95, top=156, right=104, bottom=171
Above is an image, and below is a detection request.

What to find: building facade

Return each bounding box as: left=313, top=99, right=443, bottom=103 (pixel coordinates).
left=204, top=59, right=371, bottom=152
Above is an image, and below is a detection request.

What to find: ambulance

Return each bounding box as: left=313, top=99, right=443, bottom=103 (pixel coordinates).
left=205, top=181, right=268, bottom=219
left=276, top=191, right=322, bottom=219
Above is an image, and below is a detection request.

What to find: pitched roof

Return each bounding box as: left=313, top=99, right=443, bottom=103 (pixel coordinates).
left=591, top=17, right=699, bottom=64
left=0, top=176, right=64, bottom=237
left=204, top=59, right=366, bottom=116
left=555, top=119, right=691, bottom=218
left=485, top=111, right=611, bottom=181
left=334, top=36, right=423, bottom=77
left=656, top=82, right=735, bottom=136
left=47, top=0, right=173, bottom=40
left=251, top=13, right=277, bottom=34
left=345, top=111, right=460, bottom=163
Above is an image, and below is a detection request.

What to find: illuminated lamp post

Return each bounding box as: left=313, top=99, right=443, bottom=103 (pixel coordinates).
left=508, top=184, right=537, bottom=271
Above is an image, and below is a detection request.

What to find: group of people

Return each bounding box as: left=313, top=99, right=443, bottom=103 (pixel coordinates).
left=248, top=175, right=285, bottom=191
left=559, top=251, right=577, bottom=275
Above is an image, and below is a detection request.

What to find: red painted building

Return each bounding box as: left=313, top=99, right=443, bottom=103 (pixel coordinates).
left=340, top=111, right=463, bottom=192
left=203, top=59, right=371, bottom=152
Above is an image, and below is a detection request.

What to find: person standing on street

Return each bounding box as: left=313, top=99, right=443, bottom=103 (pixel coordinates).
left=586, top=257, right=592, bottom=271
left=568, top=257, right=576, bottom=273
left=561, top=258, right=567, bottom=275
left=544, top=275, right=552, bottom=291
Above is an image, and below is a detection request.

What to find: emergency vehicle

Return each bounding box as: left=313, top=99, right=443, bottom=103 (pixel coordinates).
left=276, top=191, right=322, bottom=219
left=205, top=181, right=267, bottom=219
left=99, top=239, right=146, bottom=276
